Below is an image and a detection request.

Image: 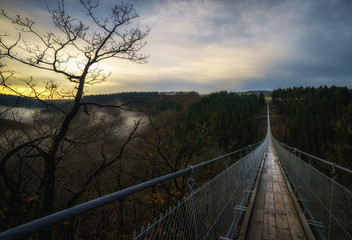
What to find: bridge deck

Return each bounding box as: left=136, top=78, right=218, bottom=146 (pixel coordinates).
left=244, top=140, right=311, bottom=240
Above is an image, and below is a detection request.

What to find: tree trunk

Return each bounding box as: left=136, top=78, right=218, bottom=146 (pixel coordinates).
left=39, top=154, right=56, bottom=240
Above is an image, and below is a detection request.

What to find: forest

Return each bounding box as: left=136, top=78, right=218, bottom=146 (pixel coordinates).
left=0, top=91, right=266, bottom=239
left=271, top=86, right=352, bottom=170
left=1, top=86, right=352, bottom=238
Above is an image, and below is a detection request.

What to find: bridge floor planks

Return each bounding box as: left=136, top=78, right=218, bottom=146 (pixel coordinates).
left=247, top=141, right=307, bottom=240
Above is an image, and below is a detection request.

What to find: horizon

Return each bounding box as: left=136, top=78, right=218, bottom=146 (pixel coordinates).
left=2, top=85, right=352, bottom=100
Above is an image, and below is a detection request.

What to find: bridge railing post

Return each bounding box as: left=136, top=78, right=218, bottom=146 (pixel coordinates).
left=307, top=157, right=312, bottom=187
left=225, top=157, right=236, bottom=226
left=328, top=164, right=337, bottom=240
left=292, top=148, right=296, bottom=177
left=187, top=166, right=198, bottom=240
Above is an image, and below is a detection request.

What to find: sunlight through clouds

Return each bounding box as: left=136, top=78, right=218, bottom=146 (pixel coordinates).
left=101, top=0, right=300, bottom=92
left=1, top=0, right=352, bottom=94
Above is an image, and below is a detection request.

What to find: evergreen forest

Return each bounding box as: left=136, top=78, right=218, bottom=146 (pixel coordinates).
left=1, top=86, right=351, bottom=238
left=271, top=86, right=352, bottom=170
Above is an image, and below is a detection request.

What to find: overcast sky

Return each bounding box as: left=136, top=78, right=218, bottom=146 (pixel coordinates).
left=1, top=0, right=352, bottom=94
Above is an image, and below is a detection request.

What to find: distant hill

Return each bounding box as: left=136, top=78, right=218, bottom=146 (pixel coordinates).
left=0, top=92, right=200, bottom=109
left=238, top=90, right=272, bottom=96
left=0, top=91, right=272, bottom=108
left=0, top=94, right=46, bottom=108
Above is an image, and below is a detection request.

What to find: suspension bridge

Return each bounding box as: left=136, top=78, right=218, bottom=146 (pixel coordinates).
left=0, top=104, right=351, bottom=239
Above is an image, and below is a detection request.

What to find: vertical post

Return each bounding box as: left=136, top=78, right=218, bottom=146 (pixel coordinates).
left=242, top=149, right=247, bottom=181
left=211, top=177, right=216, bottom=239
left=308, top=157, right=312, bottom=187
left=225, top=158, right=235, bottom=215
left=187, top=166, right=198, bottom=240
left=293, top=148, right=298, bottom=185
left=289, top=149, right=294, bottom=183
left=328, top=164, right=336, bottom=240
left=249, top=145, right=254, bottom=169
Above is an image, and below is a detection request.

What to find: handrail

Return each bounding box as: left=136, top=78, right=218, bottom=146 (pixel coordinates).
left=273, top=137, right=352, bottom=239
left=0, top=141, right=262, bottom=240
left=275, top=139, right=352, bottom=175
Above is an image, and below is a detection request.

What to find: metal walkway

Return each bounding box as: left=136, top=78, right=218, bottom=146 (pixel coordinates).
left=240, top=138, right=314, bottom=239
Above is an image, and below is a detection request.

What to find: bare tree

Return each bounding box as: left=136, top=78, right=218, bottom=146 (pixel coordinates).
left=0, top=0, right=149, bottom=238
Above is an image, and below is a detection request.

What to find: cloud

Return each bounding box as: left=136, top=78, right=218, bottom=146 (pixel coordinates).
left=1, top=0, right=352, bottom=94
left=253, top=0, right=352, bottom=89
left=126, top=0, right=295, bottom=91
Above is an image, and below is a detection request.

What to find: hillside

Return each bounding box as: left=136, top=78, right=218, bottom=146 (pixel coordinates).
left=271, top=86, right=352, bottom=170
left=0, top=91, right=267, bottom=238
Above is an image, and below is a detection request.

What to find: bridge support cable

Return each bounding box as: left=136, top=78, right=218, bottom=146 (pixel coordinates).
left=272, top=138, right=352, bottom=240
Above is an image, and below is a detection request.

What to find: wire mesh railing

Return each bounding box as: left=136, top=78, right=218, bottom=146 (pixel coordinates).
left=0, top=139, right=267, bottom=240
left=272, top=138, right=352, bottom=240
left=133, top=136, right=268, bottom=240
left=0, top=104, right=282, bottom=239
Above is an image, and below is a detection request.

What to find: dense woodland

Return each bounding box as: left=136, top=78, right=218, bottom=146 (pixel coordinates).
left=2, top=86, right=351, bottom=238
left=0, top=91, right=266, bottom=239
left=271, top=86, right=352, bottom=170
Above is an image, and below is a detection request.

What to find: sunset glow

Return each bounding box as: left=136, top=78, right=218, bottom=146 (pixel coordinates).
left=1, top=0, right=352, bottom=95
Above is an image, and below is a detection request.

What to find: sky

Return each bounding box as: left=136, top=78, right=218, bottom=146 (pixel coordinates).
left=0, top=0, right=352, bottom=94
